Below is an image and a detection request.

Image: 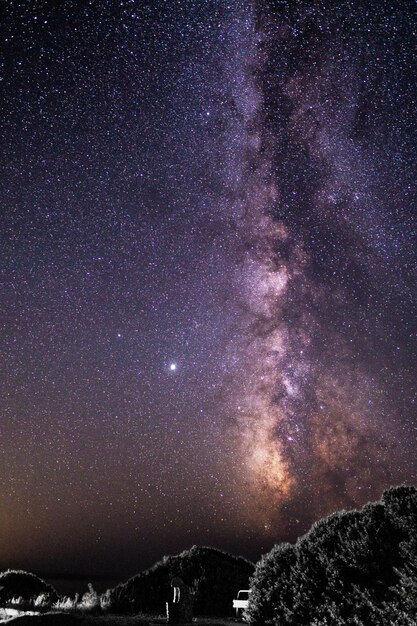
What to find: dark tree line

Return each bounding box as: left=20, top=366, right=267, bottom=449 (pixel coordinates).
left=247, top=485, right=417, bottom=625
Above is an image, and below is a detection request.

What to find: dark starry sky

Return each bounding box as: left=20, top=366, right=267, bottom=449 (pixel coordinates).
left=0, top=0, right=416, bottom=577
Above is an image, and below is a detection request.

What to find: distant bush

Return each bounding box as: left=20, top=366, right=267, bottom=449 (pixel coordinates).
left=246, top=485, right=417, bottom=625
left=100, top=588, right=112, bottom=610
left=107, top=545, right=254, bottom=616
left=33, top=592, right=55, bottom=608
left=79, top=583, right=100, bottom=611
left=51, top=585, right=100, bottom=613
left=52, top=593, right=79, bottom=611
left=0, top=570, right=58, bottom=608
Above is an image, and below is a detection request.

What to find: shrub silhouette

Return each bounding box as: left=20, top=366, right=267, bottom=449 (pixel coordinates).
left=79, top=583, right=100, bottom=611
left=107, top=545, right=254, bottom=616
left=53, top=594, right=79, bottom=610
left=0, top=570, right=58, bottom=608
left=247, top=485, right=417, bottom=625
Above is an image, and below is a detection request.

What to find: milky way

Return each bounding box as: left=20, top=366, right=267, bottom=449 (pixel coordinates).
left=0, top=0, right=416, bottom=576
left=227, top=0, right=416, bottom=534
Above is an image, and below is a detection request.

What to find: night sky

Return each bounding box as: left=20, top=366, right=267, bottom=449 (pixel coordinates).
left=1, top=0, right=416, bottom=578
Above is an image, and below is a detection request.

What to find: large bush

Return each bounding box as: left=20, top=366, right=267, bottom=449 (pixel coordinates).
left=0, top=570, right=58, bottom=608
left=247, top=485, right=417, bottom=625
left=107, top=545, right=254, bottom=616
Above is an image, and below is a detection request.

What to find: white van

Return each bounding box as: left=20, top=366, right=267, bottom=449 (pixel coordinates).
left=232, top=589, right=251, bottom=617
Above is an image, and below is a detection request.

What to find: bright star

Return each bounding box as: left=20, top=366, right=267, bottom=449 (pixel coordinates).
left=170, top=363, right=177, bottom=371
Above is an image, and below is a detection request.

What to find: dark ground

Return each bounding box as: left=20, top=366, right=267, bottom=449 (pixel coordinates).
left=6, top=612, right=244, bottom=625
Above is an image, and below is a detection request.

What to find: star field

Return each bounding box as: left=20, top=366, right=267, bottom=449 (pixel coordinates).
left=0, top=0, right=416, bottom=577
